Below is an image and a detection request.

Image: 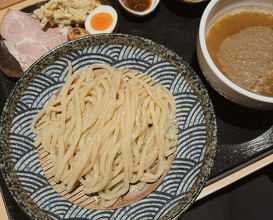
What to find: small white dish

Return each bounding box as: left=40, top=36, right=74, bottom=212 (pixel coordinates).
left=118, top=0, right=159, bottom=16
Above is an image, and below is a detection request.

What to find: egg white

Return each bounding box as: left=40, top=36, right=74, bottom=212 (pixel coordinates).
left=85, top=5, right=118, bottom=34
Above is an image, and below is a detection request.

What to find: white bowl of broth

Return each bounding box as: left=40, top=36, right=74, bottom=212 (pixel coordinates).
left=197, top=0, right=273, bottom=109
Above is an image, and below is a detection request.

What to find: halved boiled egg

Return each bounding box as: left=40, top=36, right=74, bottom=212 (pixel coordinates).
left=85, top=5, right=118, bottom=34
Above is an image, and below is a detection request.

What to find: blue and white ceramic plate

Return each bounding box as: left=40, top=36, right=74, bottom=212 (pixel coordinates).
left=0, top=34, right=216, bottom=220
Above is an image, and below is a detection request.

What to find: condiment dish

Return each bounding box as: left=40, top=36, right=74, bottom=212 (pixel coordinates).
left=197, top=0, right=273, bottom=109
left=118, top=0, right=159, bottom=16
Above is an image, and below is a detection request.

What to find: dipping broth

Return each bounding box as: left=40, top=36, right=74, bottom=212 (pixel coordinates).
left=206, top=10, right=273, bottom=97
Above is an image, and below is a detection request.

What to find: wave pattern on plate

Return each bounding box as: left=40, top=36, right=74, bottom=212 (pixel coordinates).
left=7, top=44, right=208, bottom=219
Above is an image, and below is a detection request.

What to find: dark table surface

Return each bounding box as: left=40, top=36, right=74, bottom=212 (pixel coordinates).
left=1, top=0, right=273, bottom=219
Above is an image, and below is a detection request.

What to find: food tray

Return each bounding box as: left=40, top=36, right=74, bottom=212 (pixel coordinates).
left=0, top=0, right=272, bottom=219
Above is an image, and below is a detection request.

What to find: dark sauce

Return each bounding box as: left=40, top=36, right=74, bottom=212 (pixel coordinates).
left=122, top=0, right=152, bottom=12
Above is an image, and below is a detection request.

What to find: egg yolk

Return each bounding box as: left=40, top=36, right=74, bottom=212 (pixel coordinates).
left=90, top=12, right=113, bottom=31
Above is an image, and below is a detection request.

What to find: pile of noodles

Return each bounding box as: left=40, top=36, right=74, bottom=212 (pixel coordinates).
left=31, top=63, right=177, bottom=207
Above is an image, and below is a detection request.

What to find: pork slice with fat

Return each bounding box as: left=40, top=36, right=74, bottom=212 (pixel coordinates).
left=0, top=9, right=70, bottom=74
left=4, top=40, right=48, bottom=71
left=37, top=24, right=71, bottom=50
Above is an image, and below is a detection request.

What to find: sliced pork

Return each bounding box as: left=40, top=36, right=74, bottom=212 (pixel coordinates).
left=0, top=9, right=70, bottom=73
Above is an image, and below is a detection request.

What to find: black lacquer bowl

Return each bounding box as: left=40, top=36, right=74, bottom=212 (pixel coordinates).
left=0, top=34, right=216, bottom=219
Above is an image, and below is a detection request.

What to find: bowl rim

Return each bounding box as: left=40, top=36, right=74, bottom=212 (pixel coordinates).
left=199, top=0, right=273, bottom=104
left=118, top=0, right=159, bottom=16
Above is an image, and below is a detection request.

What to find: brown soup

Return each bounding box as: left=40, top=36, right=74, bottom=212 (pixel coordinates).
left=206, top=10, right=273, bottom=97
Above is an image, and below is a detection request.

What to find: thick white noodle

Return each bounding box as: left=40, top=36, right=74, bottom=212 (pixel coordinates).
left=31, top=63, right=176, bottom=207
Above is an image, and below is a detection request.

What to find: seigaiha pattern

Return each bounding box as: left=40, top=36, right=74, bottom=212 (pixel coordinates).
left=8, top=44, right=207, bottom=219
